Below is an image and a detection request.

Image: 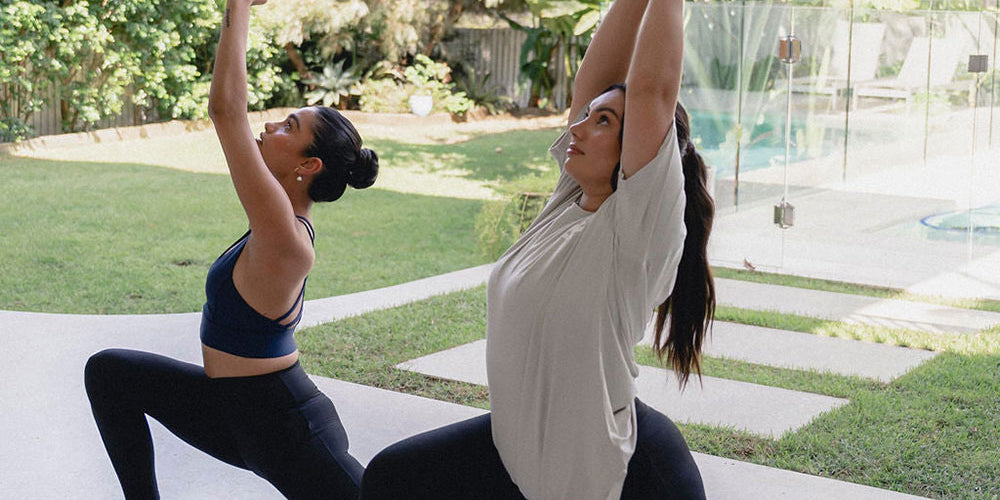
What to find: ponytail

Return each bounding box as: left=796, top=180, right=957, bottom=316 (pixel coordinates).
left=652, top=103, right=716, bottom=388
left=597, top=84, right=716, bottom=387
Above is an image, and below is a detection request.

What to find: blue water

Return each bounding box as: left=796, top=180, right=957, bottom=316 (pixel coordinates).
left=921, top=204, right=1000, bottom=234
left=689, top=111, right=845, bottom=178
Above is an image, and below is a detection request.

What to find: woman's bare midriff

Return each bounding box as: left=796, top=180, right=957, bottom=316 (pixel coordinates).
left=202, top=344, right=300, bottom=378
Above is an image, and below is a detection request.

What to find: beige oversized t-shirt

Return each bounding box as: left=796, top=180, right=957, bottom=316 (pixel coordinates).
left=486, top=122, right=687, bottom=500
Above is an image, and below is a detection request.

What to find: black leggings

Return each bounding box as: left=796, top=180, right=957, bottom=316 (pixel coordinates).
left=359, top=399, right=705, bottom=500
left=84, top=349, right=363, bottom=500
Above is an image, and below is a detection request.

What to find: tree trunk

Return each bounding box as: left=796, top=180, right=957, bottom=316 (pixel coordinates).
left=284, top=43, right=313, bottom=83
left=60, top=99, right=74, bottom=133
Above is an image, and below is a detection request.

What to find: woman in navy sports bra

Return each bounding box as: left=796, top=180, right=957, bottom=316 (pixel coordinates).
left=83, top=0, right=377, bottom=497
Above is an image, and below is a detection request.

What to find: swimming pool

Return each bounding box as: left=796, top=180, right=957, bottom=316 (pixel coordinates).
left=921, top=203, right=1000, bottom=235
left=689, top=110, right=851, bottom=178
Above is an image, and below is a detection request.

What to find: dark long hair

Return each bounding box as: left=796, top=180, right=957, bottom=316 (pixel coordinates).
left=306, top=106, right=378, bottom=202
left=602, top=84, right=715, bottom=387
left=654, top=103, right=715, bottom=388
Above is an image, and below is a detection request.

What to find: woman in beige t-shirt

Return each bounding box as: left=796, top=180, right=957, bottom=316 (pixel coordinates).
left=361, top=0, right=714, bottom=498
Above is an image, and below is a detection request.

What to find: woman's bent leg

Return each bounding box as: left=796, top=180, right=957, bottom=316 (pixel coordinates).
left=620, top=399, right=706, bottom=500
left=359, top=413, right=525, bottom=500
left=222, top=363, right=363, bottom=499
left=84, top=349, right=243, bottom=499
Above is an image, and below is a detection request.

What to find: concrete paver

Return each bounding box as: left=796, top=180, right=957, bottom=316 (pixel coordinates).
left=717, top=278, right=1000, bottom=333
left=397, top=340, right=849, bottom=438
left=299, top=264, right=492, bottom=328
left=696, top=453, right=928, bottom=500
left=703, top=321, right=938, bottom=382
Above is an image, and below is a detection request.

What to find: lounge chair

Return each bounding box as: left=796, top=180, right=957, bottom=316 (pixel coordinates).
left=788, top=20, right=885, bottom=109
left=851, top=36, right=966, bottom=110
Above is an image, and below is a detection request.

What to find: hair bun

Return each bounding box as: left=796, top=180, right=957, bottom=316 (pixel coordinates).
left=347, top=148, right=378, bottom=189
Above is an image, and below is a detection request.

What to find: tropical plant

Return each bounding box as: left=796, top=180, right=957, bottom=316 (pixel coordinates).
left=402, top=55, right=475, bottom=115
left=302, top=60, right=362, bottom=107
left=453, top=63, right=514, bottom=115
left=503, top=0, right=601, bottom=109
left=441, top=91, right=475, bottom=116
left=0, top=0, right=284, bottom=135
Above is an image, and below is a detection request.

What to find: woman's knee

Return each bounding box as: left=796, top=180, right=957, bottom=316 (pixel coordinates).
left=632, top=400, right=705, bottom=498
left=84, top=348, right=130, bottom=395
left=363, top=439, right=412, bottom=484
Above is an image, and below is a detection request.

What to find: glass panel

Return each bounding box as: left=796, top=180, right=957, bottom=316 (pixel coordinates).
left=689, top=1, right=999, bottom=297
left=685, top=2, right=799, bottom=271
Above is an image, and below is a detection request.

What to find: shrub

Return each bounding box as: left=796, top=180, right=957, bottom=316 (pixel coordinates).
left=0, top=118, right=33, bottom=143
left=359, top=56, right=475, bottom=115
left=452, top=63, right=514, bottom=115
left=474, top=174, right=554, bottom=260
left=0, top=1, right=61, bottom=132
left=358, top=78, right=411, bottom=113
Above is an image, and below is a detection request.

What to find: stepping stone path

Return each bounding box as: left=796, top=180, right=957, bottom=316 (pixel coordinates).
left=8, top=263, right=981, bottom=499
left=398, top=339, right=850, bottom=438
left=716, top=278, right=1000, bottom=334
left=703, top=321, right=939, bottom=383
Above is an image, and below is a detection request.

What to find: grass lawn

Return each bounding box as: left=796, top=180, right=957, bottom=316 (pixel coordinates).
left=298, top=287, right=1000, bottom=499
left=0, top=124, right=559, bottom=314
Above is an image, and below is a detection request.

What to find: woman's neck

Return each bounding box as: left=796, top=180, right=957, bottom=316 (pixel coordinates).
left=577, top=191, right=610, bottom=212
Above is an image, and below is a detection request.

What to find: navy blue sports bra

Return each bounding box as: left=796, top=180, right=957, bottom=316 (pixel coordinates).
left=200, top=216, right=315, bottom=358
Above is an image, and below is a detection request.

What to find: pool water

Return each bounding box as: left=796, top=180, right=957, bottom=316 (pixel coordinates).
left=689, top=110, right=848, bottom=178
left=921, top=204, right=1000, bottom=235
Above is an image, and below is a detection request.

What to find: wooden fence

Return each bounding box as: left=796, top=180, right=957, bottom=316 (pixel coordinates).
left=2, top=28, right=561, bottom=139
left=0, top=83, right=157, bottom=139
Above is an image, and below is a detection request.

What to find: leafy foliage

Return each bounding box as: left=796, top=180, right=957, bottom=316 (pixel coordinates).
left=452, top=63, right=514, bottom=115
left=256, top=0, right=369, bottom=58
left=0, top=1, right=62, bottom=139
left=358, top=55, right=473, bottom=115
left=358, top=78, right=411, bottom=113
left=474, top=173, right=553, bottom=260
left=302, top=60, right=362, bottom=107
left=0, top=0, right=285, bottom=136
left=503, top=0, right=601, bottom=109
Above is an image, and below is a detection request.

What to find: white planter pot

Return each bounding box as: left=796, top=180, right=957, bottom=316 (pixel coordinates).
left=409, top=95, right=433, bottom=116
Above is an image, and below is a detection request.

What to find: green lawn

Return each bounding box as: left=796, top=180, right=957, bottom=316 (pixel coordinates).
left=298, top=287, right=1000, bottom=499
left=0, top=125, right=562, bottom=314
left=365, top=128, right=559, bottom=185
left=716, top=306, right=1000, bottom=354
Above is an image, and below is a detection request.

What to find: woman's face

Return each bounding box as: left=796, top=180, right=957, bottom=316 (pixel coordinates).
left=564, top=89, right=625, bottom=193
left=258, top=107, right=318, bottom=179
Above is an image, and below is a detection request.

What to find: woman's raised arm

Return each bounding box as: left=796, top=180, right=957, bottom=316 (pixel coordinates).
left=620, top=0, right=684, bottom=178
left=568, top=0, right=650, bottom=125
left=208, top=0, right=304, bottom=247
